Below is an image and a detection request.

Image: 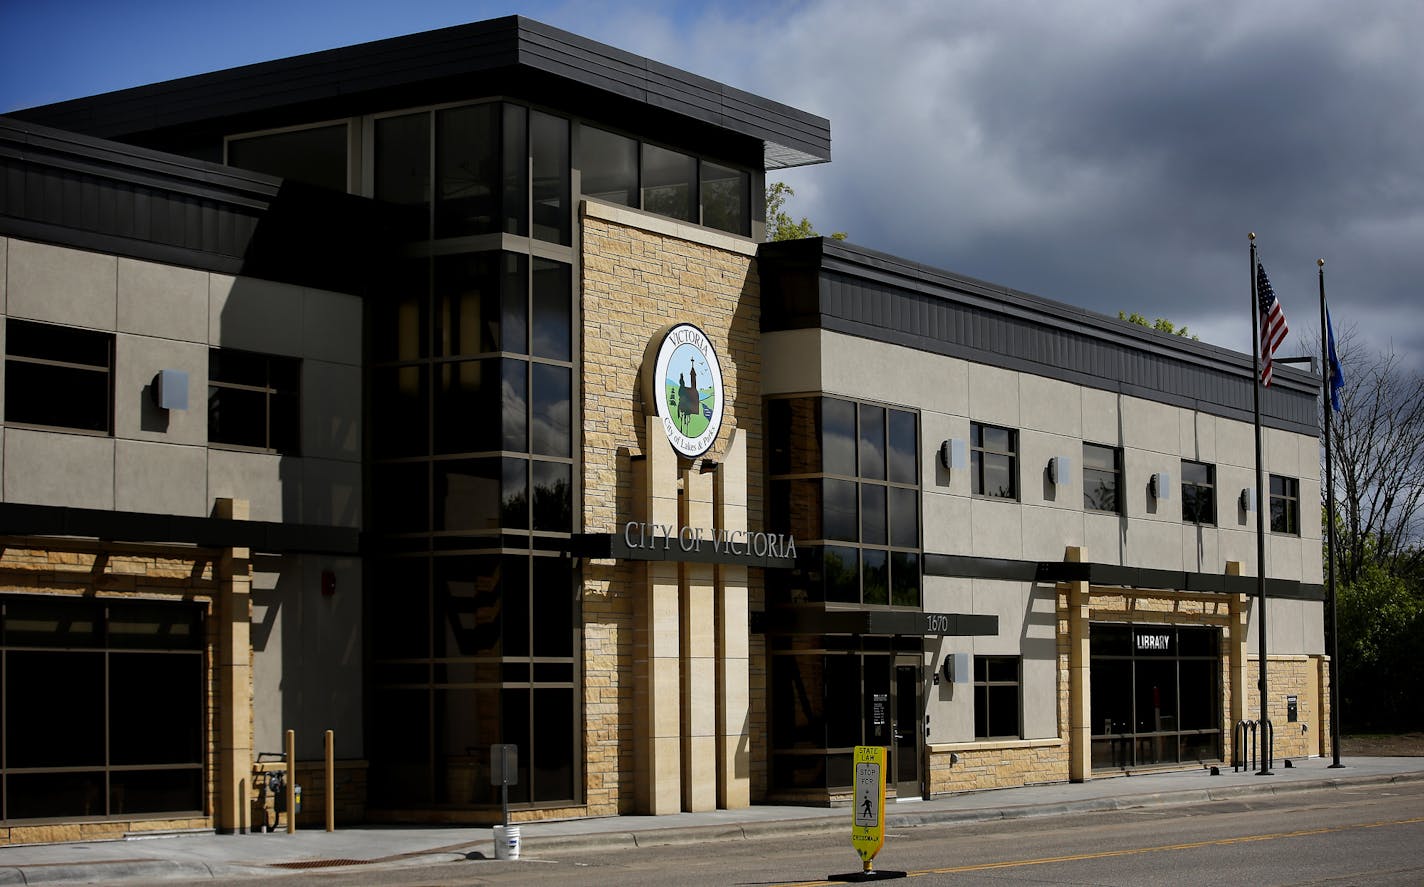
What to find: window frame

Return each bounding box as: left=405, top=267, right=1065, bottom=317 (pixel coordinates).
left=1082, top=442, right=1122, bottom=513
left=1269, top=474, right=1300, bottom=535
left=1181, top=459, right=1217, bottom=526
left=973, top=655, right=1023, bottom=740
left=3, top=318, right=115, bottom=435
left=970, top=422, right=1018, bottom=500
left=207, top=348, right=302, bottom=456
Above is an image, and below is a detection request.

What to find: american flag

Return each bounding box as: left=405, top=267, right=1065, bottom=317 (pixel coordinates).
left=1256, top=262, right=1289, bottom=386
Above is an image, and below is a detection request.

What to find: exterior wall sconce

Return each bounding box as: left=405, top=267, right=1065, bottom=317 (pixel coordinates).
left=1240, top=488, right=1255, bottom=512
left=940, top=651, right=970, bottom=684
left=939, top=439, right=967, bottom=472
left=1047, top=455, right=1071, bottom=485
left=151, top=369, right=189, bottom=411
left=1149, top=471, right=1171, bottom=500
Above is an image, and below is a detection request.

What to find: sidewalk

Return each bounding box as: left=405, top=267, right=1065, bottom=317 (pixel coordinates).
left=2, top=756, right=1420, bottom=884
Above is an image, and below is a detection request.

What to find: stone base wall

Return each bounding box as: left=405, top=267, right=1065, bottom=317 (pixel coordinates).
left=928, top=740, right=1067, bottom=795
left=1242, top=655, right=1328, bottom=762
left=0, top=816, right=212, bottom=846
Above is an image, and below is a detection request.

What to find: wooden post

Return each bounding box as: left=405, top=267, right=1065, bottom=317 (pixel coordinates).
left=285, top=729, right=296, bottom=834
left=325, top=730, right=335, bottom=832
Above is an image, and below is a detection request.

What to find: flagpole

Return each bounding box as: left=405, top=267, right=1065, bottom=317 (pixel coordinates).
left=1249, top=233, right=1273, bottom=775
left=1319, top=258, right=1343, bottom=768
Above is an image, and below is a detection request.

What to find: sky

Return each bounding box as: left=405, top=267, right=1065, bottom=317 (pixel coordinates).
left=3, top=0, right=1422, bottom=371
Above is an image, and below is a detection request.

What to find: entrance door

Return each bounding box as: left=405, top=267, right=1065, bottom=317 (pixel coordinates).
left=891, top=657, right=922, bottom=798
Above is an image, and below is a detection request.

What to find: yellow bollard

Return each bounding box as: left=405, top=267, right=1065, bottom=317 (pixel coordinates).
left=325, top=730, right=335, bottom=832
left=285, top=729, right=296, bottom=834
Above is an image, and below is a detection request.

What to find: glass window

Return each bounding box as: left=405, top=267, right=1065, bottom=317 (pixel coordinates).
left=1182, top=460, right=1216, bottom=525
left=435, top=253, right=525, bottom=357
left=228, top=123, right=347, bottom=192
left=1083, top=443, right=1122, bottom=513
left=822, top=398, right=857, bottom=476
left=974, top=656, right=1022, bottom=739
left=433, top=358, right=523, bottom=454
left=372, top=259, right=430, bottom=363
left=641, top=144, right=696, bottom=221
left=861, top=484, right=887, bottom=545
left=374, top=112, right=431, bottom=239
left=435, top=104, right=501, bottom=238
left=862, top=549, right=889, bottom=605
left=208, top=348, right=300, bottom=454
left=531, top=260, right=571, bottom=360
left=890, top=551, right=919, bottom=607
left=433, top=459, right=505, bottom=532
left=532, top=460, right=572, bottom=532
left=823, top=478, right=859, bottom=542
left=530, top=111, right=570, bottom=245
left=502, top=104, right=528, bottom=237
left=824, top=546, right=860, bottom=603
left=768, top=398, right=821, bottom=475
left=971, top=422, right=1017, bottom=499
left=530, top=363, right=571, bottom=457
left=581, top=127, right=638, bottom=206
left=1270, top=475, right=1300, bottom=535
left=4, top=319, right=113, bottom=433
left=700, top=161, right=748, bottom=235
left=889, top=487, right=919, bottom=549
left=858, top=404, right=886, bottom=480
left=887, top=410, right=918, bottom=485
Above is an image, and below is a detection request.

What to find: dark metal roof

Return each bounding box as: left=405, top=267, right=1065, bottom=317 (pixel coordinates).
left=759, top=237, right=1321, bottom=437
left=0, top=115, right=387, bottom=294
left=10, top=16, right=830, bottom=171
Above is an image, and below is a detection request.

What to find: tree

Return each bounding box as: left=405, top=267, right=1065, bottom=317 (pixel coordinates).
left=1117, top=311, right=1199, bottom=340
left=1326, top=329, right=1424, bottom=584
left=765, top=181, right=846, bottom=242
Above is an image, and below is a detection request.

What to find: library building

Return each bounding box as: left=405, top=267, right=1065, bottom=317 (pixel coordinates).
left=0, top=17, right=1326, bottom=842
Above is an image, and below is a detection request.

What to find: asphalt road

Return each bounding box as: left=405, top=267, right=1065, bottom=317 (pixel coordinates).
left=172, top=780, right=1424, bottom=887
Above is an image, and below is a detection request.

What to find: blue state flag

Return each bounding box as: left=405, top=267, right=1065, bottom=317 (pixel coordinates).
left=1327, top=309, right=1345, bottom=412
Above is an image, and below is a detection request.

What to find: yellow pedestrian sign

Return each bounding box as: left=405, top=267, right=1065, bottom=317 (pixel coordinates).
left=851, top=745, right=885, bottom=863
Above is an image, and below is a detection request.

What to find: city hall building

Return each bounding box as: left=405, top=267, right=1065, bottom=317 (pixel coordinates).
left=0, top=17, right=1325, bottom=842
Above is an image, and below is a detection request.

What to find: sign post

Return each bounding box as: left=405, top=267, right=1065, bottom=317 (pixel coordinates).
left=830, top=746, right=905, bottom=881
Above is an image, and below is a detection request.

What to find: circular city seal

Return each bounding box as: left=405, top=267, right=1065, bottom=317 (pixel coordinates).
left=649, top=323, right=724, bottom=459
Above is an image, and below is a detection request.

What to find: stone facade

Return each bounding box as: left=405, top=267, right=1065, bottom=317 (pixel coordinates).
left=578, top=200, right=762, bottom=815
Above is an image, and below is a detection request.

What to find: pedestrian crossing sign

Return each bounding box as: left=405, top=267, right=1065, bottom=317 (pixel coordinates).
left=851, top=745, right=886, bottom=862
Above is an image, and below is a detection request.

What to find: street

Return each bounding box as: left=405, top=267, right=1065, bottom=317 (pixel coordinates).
left=172, top=780, right=1424, bottom=887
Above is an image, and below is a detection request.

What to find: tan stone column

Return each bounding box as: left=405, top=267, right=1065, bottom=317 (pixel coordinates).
left=1065, top=546, right=1092, bottom=782
left=682, top=466, right=716, bottom=812
left=715, top=430, right=751, bottom=809
left=214, top=498, right=253, bottom=833
left=635, top=419, right=683, bottom=814
left=1226, top=561, right=1249, bottom=743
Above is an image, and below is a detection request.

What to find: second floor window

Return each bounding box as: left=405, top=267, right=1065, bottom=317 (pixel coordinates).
left=1270, top=475, right=1300, bottom=535
left=4, top=319, right=113, bottom=434
left=1182, top=460, right=1216, bottom=525
left=1083, top=443, right=1122, bottom=512
left=971, top=422, right=1017, bottom=499
left=208, top=349, right=300, bottom=455
left=974, top=656, right=1022, bottom=739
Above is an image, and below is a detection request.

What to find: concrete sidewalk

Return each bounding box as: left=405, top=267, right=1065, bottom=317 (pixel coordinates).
left=2, top=756, right=1420, bottom=884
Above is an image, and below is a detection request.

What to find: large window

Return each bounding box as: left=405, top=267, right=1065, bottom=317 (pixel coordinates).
left=227, top=123, right=348, bottom=192
left=1181, top=460, right=1216, bottom=525
left=1270, top=475, right=1300, bottom=535
left=970, top=422, right=1017, bottom=499
left=1083, top=443, right=1122, bottom=513
left=580, top=126, right=751, bottom=236
left=973, top=656, right=1022, bottom=739
left=767, top=397, right=920, bottom=608
left=208, top=349, right=300, bottom=454
left=4, top=319, right=113, bottom=434
left=0, top=596, right=205, bottom=821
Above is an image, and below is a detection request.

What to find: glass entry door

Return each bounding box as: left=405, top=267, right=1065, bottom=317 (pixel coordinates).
left=891, top=657, right=922, bottom=798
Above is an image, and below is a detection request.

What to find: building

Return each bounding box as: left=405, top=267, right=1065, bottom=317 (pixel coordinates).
left=0, top=16, right=1325, bottom=842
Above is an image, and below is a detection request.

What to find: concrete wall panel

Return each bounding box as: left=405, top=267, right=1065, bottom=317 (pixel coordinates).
left=117, top=258, right=207, bottom=343
left=4, top=429, right=114, bottom=509
left=208, top=449, right=295, bottom=523
left=301, top=458, right=362, bottom=528
left=966, top=363, right=1018, bottom=428
left=969, top=497, right=1022, bottom=559
left=116, top=439, right=207, bottom=516
left=759, top=329, right=821, bottom=396
left=1121, top=395, right=1178, bottom=456
left=301, top=362, right=361, bottom=462
left=7, top=240, right=116, bottom=330
left=1020, top=375, right=1081, bottom=438
left=210, top=274, right=304, bottom=356
left=302, top=287, right=362, bottom=366
left=114, top=334, right=209, bottom=445
left=923, top=488, right=971, bottom=557
left=1081, top=389, right=1121, bottom=446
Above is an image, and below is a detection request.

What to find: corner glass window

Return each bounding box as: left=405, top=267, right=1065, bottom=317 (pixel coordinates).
left=971, top=422, right=1018, bottom=499
left=435, top=104, right=503, bottom=239
left=228, top=123, right=348, bottom=192
left=208, top=349, right=300, bottom=454
left=1181, top=460, right=1216, bottom=525
left=1083, top=443, right=1122, bottom=513
left=530, top=111, right=570, bottom=245
left=4, top=319, right=113, bottom=434
left=581, top=127, right=638, bottom=207
left=700, top=161, right=748, bottom=235
left=374, top=113, right=431, bottom=239
left=641, top=144, right=696, bottom=221
left=1270, top=475, right=1300, bottom=535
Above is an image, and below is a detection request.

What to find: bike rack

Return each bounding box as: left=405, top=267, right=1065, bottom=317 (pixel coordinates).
left=1232, top=719, right=1274, bottom=772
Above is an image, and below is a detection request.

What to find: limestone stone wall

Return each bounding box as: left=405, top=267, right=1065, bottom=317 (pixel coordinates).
left=578, top=200, right=762, bottom=814
left=1243, top=655, right=1329, bottom=761
left=928, top=739, right=1066, bottom=794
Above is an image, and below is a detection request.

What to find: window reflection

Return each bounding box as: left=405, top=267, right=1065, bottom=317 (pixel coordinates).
left=582, top=127, right=637, bottom=206
left=641, top=144, right=696, bottom=221
left=531, top=260, right=571, bottom=360
left=700, top=161, right=748, bottom=235
left=531, top=364, right=571, bottom=457
left=532, top=461, right=572, bottom=532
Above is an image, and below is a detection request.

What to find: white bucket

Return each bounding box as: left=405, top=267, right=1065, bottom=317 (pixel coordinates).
left=492, top=824, right=521, bottom=860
